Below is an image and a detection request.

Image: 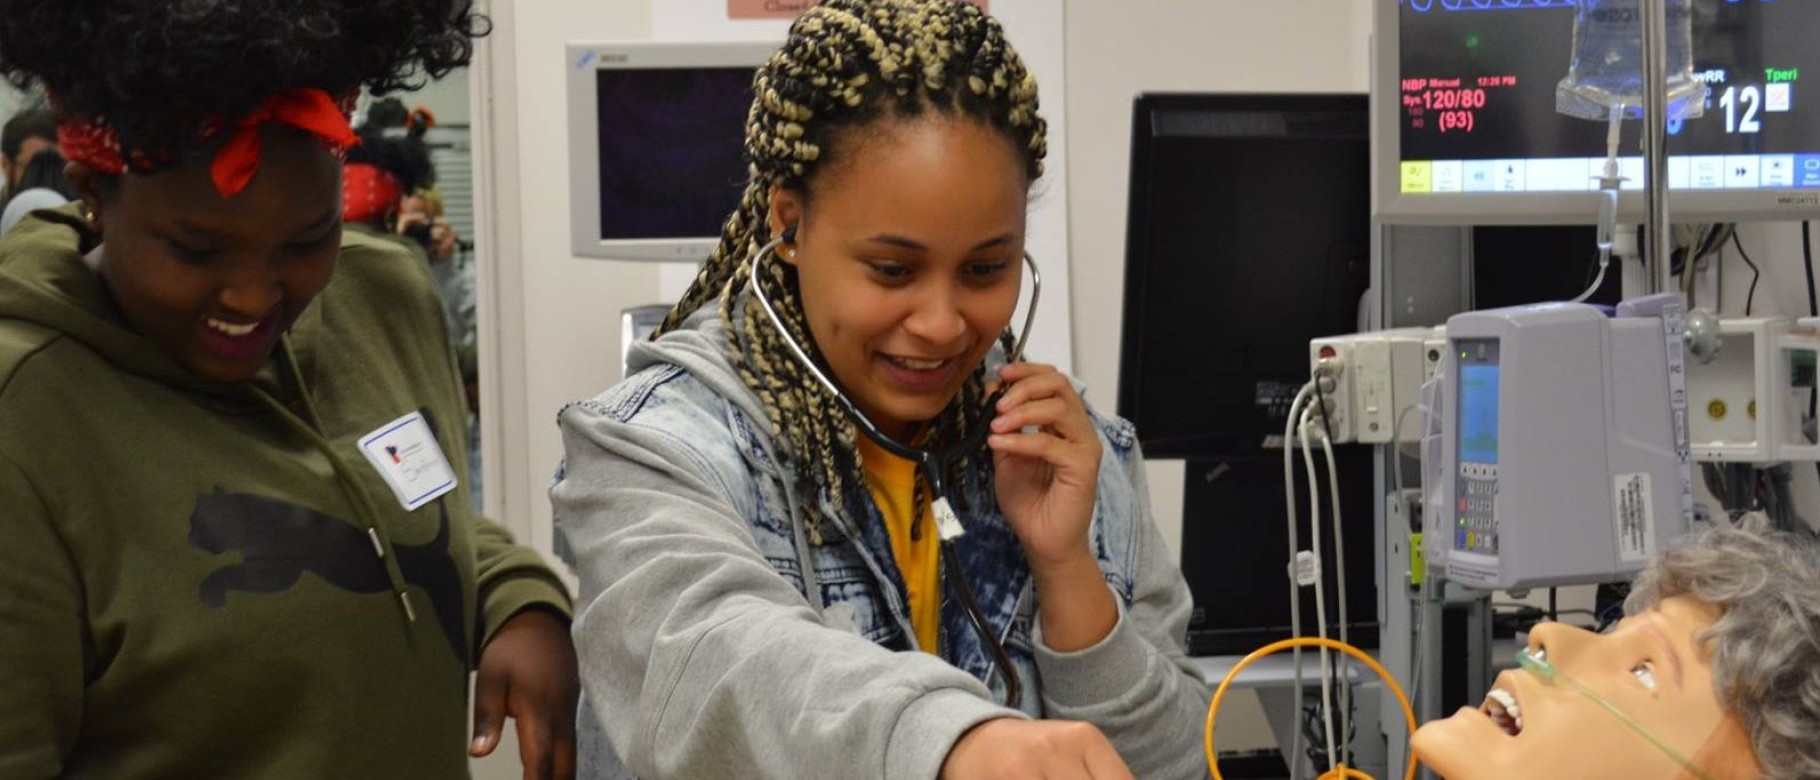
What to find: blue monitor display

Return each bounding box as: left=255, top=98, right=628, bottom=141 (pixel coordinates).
left=1458, top=362, right=1501, bottom=464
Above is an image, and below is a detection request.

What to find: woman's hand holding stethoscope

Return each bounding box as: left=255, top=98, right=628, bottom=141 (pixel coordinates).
left=987, top=362, right=1102, bottom=569
left=987, top=362, right=1119, bottom=655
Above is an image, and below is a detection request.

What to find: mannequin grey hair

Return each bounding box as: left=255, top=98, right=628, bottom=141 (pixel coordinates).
left=1626, top=524, right=1820, bottom=780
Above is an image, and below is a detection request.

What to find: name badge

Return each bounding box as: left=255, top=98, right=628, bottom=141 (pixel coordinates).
left=358, top=411, right=458, bottom=511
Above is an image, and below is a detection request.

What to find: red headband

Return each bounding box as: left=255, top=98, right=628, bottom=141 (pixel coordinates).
left=55, top=88, right=360, bottom=198
left=341, top=162, right=404, bottom=224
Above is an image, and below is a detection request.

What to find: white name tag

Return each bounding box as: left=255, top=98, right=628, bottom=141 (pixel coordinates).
left=358, top=411, right=458, bottom=511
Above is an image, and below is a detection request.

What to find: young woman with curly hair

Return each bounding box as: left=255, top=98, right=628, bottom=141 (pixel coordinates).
left=553, top=2, right=1211, bottom=778
left=0, top=2, right=577, bottom=777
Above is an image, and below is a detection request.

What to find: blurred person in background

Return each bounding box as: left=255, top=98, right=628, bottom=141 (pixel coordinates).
left=0, top=145, right=72, bottom=234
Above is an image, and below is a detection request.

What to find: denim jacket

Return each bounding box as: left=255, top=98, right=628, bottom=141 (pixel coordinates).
left=552, top=308, right=1210, bottom=780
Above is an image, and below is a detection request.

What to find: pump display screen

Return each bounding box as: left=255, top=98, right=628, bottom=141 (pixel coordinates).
left=1455, top=339, right=1501, bottom=555
left=1459, top=363, right=1500, bottom=464
left=1395, top=0, right=1820, bottom=195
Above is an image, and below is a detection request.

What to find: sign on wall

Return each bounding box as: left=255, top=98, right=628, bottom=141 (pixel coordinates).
left=728, top=0, right=987, bottom=20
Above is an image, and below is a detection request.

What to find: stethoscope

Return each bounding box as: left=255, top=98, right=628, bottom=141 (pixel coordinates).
left=749, top=232, right=1041, bottom=710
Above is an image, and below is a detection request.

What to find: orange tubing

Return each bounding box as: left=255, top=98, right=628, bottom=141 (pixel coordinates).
left=1204, top=637, right=1420, bottom=780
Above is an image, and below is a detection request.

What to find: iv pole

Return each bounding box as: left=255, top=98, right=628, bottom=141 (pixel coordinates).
left=1641, top=0, right=1671, bottom=294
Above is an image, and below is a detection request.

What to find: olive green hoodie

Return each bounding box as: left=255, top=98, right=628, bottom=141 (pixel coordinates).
left=0, top=208, right=571, bottom=778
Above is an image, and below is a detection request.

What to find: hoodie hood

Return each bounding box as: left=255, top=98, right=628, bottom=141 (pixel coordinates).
left=0, top=206, right=319, bottom=400
left=625, top=303, right=782, bottom=449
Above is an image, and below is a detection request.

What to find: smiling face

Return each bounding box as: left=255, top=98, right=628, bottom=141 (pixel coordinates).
left=77, top=127, right=342, bottom=383
left=1412, top=595, right=1748, bottom=780
left=767, top=116, right=1029, bottom=439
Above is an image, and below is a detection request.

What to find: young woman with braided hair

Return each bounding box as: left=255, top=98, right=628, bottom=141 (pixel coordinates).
left=0, top=1, right=577, bottom=777
left=553, top=2, right=1211, bottom=778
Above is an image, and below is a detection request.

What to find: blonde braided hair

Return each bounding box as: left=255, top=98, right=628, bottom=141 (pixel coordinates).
left=655, top=0, right=1046, bottom=543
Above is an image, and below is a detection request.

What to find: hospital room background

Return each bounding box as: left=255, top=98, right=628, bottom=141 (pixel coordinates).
left=4, top=1, right=1808, bottom=777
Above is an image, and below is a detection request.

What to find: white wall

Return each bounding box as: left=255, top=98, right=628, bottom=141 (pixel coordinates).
left=469, top=3, right=658, bottom=776
left=474, top=0, right=660, bottom=562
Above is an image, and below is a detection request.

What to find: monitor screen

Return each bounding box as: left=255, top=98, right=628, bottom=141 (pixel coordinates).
left=595, top=68, right=753, bottom=242
left=1375, top=0, right=1820, bottom=224
left=1458, top=362, right=1500, bottom=465
left=1119, top=94, right=1379, bottom=655
left=568, top=41, right=776, bottom=262
left=1119, top=93, right=1372, bottom=460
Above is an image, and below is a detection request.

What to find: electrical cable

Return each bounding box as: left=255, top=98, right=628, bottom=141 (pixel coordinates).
left=1282, top=381, right=1317, bottom=780
left=1406, top=600, right=1425, bottom=716
left=1391, top=405, right=1422, bottom=496
left=1317, top=419, right=1354, bottom=771
left=1731, top=230, right=1760, bottom=316
left=1298, top=404, right=1339, bottom=776
left=1310, top=370, right=1346, bottom=768
left=1802, top=221, right=1820, bottom=498
left=1803, top=221, right=1816, bottom=320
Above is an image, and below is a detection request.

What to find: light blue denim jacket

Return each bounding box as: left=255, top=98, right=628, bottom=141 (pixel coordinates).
left=552, top=308, right=1210, bottom=780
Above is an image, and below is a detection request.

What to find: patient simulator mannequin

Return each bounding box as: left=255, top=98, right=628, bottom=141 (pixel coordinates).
left=1411, top=525, right=1820, bottom=780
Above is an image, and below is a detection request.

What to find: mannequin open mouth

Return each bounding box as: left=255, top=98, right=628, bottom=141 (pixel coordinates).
left=1482, top=687, right=1524, bottom=737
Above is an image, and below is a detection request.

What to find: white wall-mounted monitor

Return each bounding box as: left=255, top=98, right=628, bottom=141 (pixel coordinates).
left=1373, top=0, right=1820, bottom=225
left=568, top=40, right=776, bottom=261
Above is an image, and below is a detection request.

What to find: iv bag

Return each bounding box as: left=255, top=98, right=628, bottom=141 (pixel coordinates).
left=1556, top=0, right=1706, bottom=121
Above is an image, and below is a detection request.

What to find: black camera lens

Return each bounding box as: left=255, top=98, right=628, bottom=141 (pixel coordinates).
left=403, top=222, right=433, bottom=247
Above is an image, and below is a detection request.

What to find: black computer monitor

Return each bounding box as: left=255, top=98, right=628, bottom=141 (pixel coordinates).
left=1118, top=93, right=1377, bottom=655
left=1119, top=93, right=1373, bottom=460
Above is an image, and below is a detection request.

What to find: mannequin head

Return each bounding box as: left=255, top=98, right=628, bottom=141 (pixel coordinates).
left=1412, top=525, right=1820, bottom=780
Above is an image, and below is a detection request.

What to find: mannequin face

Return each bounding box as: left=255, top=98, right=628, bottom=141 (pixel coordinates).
left=1412, top=595, right=1753, bottom=780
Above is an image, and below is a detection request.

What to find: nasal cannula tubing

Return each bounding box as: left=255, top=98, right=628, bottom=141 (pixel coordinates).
left=1514, top=648, right=1720, bottom=780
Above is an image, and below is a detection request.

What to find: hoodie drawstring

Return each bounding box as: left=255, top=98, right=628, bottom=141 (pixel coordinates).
left=249, top=338, right=419, bottom=625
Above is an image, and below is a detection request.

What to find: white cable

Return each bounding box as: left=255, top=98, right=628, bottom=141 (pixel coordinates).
left=1319, top=422, right=1351, bottom=769
left=1391, top=403, right=1423, bottom=493
left=1282, top=381, right=1315, bottom=780
left=1299, top=404, right=1338, bottom=776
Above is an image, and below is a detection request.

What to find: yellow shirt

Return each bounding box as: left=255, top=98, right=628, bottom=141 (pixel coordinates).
left=857, top=436, right=942, bottom=652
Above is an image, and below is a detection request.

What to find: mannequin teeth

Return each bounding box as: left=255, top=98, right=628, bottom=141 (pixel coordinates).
left=1482, top=688, right=1524, bottom=736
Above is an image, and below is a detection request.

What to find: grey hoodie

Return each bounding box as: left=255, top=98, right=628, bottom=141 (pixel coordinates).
left=552, top=308, right=1211, bottom=779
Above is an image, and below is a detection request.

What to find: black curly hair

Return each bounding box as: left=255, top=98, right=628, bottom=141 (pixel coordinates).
left=0, top=0, right=485, bottom=168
